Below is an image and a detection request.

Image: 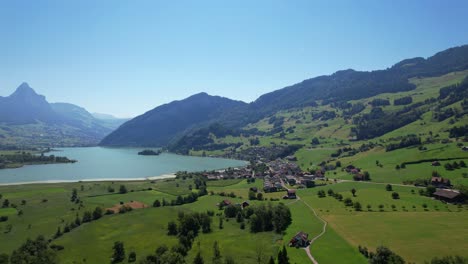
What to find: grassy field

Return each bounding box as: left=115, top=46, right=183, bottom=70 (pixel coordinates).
left=0, top=174, right=467, bottom=263
left=297, top=182, right=468, bottom=263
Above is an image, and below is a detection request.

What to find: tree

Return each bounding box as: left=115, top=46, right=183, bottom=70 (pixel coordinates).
left=54, top=227, right=62, bottom=239
left=10, top=236, right=57, bottom=264
left=344, top=198, right=353, bottom=207
left=128, top=251, right=136, bottom=263
left=311, top=137, right=320, bottom=145
left=2, top=199, right=9, bottom=208
left=256, top=192, right=263, bottom=201
left=386, top=184, right=393, bottom=191
left=0, top=253, right=8, bottom=264
left=354, top=202, right=362, bottom=211
left=225, top=256, right=236, bottom=264
left=268, top=256, right=275, bottom=264
left=249, top=191, right=257, bottom=200
left=153, top=199, right=161, bottom=207
left=167, top=221, right=178, bottom=236
left=351, top=188, right=357, bottom=197
left=369, top=246, right=405, bottom=264
left=119, top=185, right=127, bottom=194
left=219, top=217, right=224, bottom=230
left=363, top=171, right=371, bottom=181
left=82, top=211, right=92, bottom=223
left=111, top=241, right=125, bottom=263
left=392, top=192, right=400, bottom=199
left=193, top=251, right=204, bottom=264
left=71, top=188, right=78, bottom=202
left=460, top=160, right=467, bottom=168
left=93, top=207, right=103, bottom=220
left=213, top=241, right=222, bottom=264
left=277, top=246, right=289, bottom=264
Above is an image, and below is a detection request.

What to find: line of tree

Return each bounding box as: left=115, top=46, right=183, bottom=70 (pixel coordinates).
left=385, top=135, right=421, bottom=151
left=393, top=96, right=413, bottom=105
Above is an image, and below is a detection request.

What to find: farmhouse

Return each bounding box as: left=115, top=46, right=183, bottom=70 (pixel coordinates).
left=289, top=231, right=309, bottom=247
left=285, top=189, right=297, bottom=199
left=431, top=177, right=451, bottom=188
left=433, top=189, right=462, bottom=203
left=221, top=199, right=232, bottom=206
left=241, top=201, right=250, bottom=209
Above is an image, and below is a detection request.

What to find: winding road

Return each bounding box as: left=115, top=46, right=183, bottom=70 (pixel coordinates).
left=282, top=180, right=327, bottom=264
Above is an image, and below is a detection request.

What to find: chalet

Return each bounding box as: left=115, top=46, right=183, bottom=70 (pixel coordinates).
left=345, top=165, right=356, bottom=172
left=431, top=161, right=441, bottom=166
left=241, top=201, right=250, bottom=209
left=286, top=189, right=297, bottom=199
left=289, top=231, right=309, bottom=247
left=431, top=177, right=451, bottom=188
left=462, top=146, right=468, bottom=151
left=222, top=200, right=232, bottom=206
left=286, top=175, right=296, bottom=185
left=433, top=189, right=462, bottom=203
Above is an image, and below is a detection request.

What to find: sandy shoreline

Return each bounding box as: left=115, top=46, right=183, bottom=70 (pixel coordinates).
left=0, top=173, right=176, bottom=186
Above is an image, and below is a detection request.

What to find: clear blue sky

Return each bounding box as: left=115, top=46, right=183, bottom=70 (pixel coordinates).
left=1, top=0, right=467, bottom=118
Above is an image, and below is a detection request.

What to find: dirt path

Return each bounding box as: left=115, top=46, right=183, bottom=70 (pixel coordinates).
left=301, top=198, right=327, bottom=264
left=282, top=180, right=326, bottom=264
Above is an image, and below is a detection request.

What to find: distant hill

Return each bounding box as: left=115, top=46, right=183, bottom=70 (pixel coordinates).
left=99, top=92, right=248, bottom=147
left=101, top=44, right=468, bottom=148
left=0, top=83, right=120, bottom=147
left=91, top=113, right=130, bottom=130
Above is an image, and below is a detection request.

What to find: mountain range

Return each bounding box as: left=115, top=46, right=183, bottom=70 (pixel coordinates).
left=100, top=44, right=468, bottom=148
left=0, top=83, right=128, bottom=147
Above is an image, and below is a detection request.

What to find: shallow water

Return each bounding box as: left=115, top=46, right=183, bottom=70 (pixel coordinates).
left=0, top=147, right=246, bottom=184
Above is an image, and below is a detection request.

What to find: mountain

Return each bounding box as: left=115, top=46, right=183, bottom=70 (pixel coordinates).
left=0, top=82, right=63, bottom=125
left=92, top=113, right=130, bottom=130
left=99, top=93, right=248, bottom=147
left=0, top=83, right=118, bottom=147
left=101, top=44, right=468, bottom=148
left=250, top=45, right=468, bottom=117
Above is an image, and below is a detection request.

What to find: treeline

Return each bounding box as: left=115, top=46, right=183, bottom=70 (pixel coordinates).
left=342, top=103, right=366, bottom=118
left=352, top=107, right=421, bottom=140
left=449, top=125, right=468, bottom=138
left=358, top=245, right=467, bottom=264
left=0, top=152, right=75, bottom=169
left=312, top=110, right=336, bottom=121
left=386, top=135, right=421, bottom=151
left=369, top=98, right=390, bottom=106
left=394, top=96, right=413, bottom=105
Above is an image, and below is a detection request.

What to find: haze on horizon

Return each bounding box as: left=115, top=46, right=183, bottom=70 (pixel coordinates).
left=1, top=0, right=467, bottom=118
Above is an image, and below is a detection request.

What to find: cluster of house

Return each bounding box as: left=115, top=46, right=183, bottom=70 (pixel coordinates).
left=203, top=167, right=253, bottom=181
left=344, top=165, right=369, bottom=181
left=263, top=159, right=325, bottom=192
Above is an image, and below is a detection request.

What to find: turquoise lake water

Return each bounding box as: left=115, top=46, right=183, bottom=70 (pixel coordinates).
left=0, top=147, right=247, bottom=184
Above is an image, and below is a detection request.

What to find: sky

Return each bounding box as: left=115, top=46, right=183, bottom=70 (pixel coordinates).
left=1, top=0, right=467, bottom=118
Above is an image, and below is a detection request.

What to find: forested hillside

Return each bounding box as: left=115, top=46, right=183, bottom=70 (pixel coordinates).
left=102, top=45, right=468, bottom=149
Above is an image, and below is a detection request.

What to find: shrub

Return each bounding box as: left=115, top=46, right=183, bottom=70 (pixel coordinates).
left=391, top=192, right=400, bottom=199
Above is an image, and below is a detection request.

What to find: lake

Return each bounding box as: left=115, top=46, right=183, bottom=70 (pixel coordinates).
left=0, top=147, right=247, bottom=184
